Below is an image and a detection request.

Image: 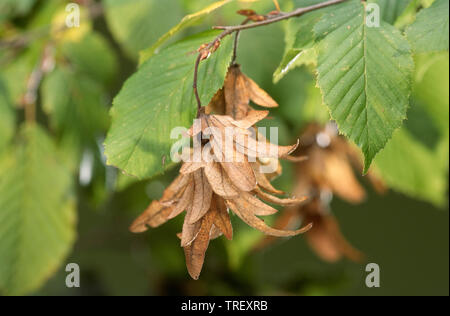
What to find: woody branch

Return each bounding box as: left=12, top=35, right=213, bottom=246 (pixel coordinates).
left=193, top=0, right=347, bottom=111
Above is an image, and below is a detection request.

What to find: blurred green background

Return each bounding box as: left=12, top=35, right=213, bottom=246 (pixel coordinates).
left=0, top=0, right=448, bottom=296
left=38, top=182, right=449, bottom=296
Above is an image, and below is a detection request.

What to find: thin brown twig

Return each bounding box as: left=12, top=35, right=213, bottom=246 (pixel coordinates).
left=231, top=18, right=251, bottom=65
left=192, top=0, right=347, bottom=111
left=193, top=54, right=203, bottom=113
left=214, top=0, right=346, bottom=32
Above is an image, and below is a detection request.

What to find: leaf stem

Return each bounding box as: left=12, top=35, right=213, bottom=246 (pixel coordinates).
left=192, top=0, right=347, bottom=111
left=193, top=54, right=203, bottom=114
left=214, top=0, right=346, bottom=32
left=231, top=18, right=251, bottom=65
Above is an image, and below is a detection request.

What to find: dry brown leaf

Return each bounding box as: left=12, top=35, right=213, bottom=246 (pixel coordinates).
left=180, top=161, right=207, bottom=174
left=181, top=205, right=202, bottom=247
left=129, top=201, right=173, bottom=233
left=211, top=135, right=246, bottom=165
left=231, top=109, right=269, bottom=129
left=184, top=210, right=216, bottom=280
left=131, top=75, right=317, bottom=280
left=235, top=135, right=298, bottom=159
left=253, top=207, right=302, bottom=250
left=224, top=65, right=250, bottom=119
left=220, top=160, right=257, bottom=192
left=212, top=196, right=233, bottom=240
left=130, top=174, right=190, bottom=232
left=254, top=187, right=307, bottom=206
left=206, top=88, right=226, bottom=115
left=258, top=157, right=283, bottom=181
left=209, top=225, right=223, bottom=240
left=208, top=113, right=235, bottom=128
left=244, top=75, right=278, bottom=108
left=251, top=162, right=284, bottom=195
left=168, top=177, right=195, bottom=219
left=204, top=122, right=257, bottom=192
left=237, top=192, right=279, bottom=216
left=159, top=174, right=190, bottom=202
left=226, top=199, right=312, bottom=237
left=207, top=114, right=251, bottom=136
left=189, top=169, right=213, bottom=224
left=204, top=161, right=239, bottom=198
left=223, top=65, right=278, bottom=121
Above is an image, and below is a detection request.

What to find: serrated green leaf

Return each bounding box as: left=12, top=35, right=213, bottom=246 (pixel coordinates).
left=274, top=0, right=363, bottom=83
left=103, top=0, right=184, bottom=58
left=406, top=0, right=449, bottom=53
left=0, top=124, right=77, bottom=295
left=139, top=0, right=233, bottom=65
left=315, top=0, right=414, bottom=172
left=104, top=30, right=233, bottom=179
left=0, top=78, right=15, bottom=152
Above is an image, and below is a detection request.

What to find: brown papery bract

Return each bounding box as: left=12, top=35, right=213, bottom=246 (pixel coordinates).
left=130, top=68, right=310, bottom=279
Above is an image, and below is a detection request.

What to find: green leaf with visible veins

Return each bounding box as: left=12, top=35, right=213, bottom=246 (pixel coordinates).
left=0, top=124, right=76, bottom=295
left=315, top=0, right=414, bottom=172
left=104, top=30, right=233, bottom=179
left=406, top=0, right=449, bottom=53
